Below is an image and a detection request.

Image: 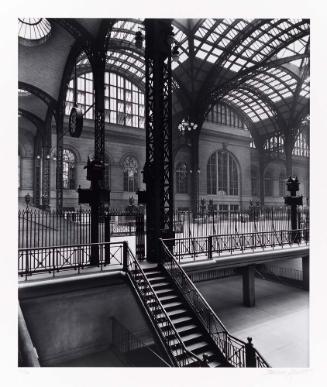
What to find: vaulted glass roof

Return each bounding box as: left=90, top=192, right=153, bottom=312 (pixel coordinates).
left=223, top=88, right=275, bottom=123
left=106, top=50, right=145, bottom=79
left=69, top=18, right=310, bottom=139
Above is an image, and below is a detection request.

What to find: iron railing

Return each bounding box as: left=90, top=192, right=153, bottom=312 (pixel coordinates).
left=18, top=241, right=125, bottom=280
left=124, top=246, right=207, bottom=367
left=18, top=208, right=143, bottom=248
left=173, top=207, right=309, bottom=239
left=18, top=206, right=309, bottom=249
left=164, top=229, right=309, bottom=262
left=160, top=239, right=270, bottom=368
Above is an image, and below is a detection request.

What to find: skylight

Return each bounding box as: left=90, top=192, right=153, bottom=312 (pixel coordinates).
left=18, top=18, right=51, bottom=45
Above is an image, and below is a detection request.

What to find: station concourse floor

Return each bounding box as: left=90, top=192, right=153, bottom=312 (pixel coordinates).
left=197, top=275, right=309, bottom=367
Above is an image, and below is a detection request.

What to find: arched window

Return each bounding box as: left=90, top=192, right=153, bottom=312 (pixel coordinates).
left=206, top=102, right=248, bottom=129
left=63, top=149, right=76, bottom=189
left=176, top=163, right=188, bottom=194
left=251, top=167, right=259, bottom=197
left=207, top=151, right=239, bottom=196
left=293, top=131, right=309, bottom=157
left=123, top=156, right=138, bottom=192
left=279, top=170, right=286, bottom=197
left=264, top=170, right=273, bottom=197
left=65, top=71, right=145, bottom=128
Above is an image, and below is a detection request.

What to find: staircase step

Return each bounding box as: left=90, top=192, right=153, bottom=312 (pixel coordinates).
left=162, top=301, right=183, bottom=311
left=175, top=324, right=198, bottom=335
left=186, top=341, right=210, bottom=353
left=170, top=316, right=194, bottom=327
left=142, top=269, right=162, bottom=277
left=148, top=275, right=167, bottom=284
left=151, top=281, right=171, bottom=289
left=167, top=308, right=188, bottom=317
left=179, top=332, right=204, bottom=344
left=153, top=308, right=188, bottom=321
left=155, top=288, right=175, bottom=296
left=158, top=294, right=179, bottom=303
left=208, top=360, right=223, bottom=368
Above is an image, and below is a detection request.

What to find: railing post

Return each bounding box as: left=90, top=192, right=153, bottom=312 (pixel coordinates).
left=208, top=236, right=212, bottom=260
left=122, top=241, right=129, bottom=272
left=104, top=211, right=111, bottom=263
left=245, top=337, right=256, bottom=367
left=25, top=249, right=29, bottom=280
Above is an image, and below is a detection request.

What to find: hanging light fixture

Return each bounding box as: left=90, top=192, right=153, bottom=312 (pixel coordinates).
left=135, top=28, right=144, bottom=49
left=172, top=44, right=180, bottom=61
left=178, top=117, right=198, bottom=135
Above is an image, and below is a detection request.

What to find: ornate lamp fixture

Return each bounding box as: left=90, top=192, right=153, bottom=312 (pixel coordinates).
left=135, top=28, right=144, bottom=49
left=178, top=118, right=198, bottom=135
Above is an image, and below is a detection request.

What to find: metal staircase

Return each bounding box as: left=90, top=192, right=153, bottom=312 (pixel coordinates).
left=124, top=242, right=270, bottom=368
left=141, top=266, right=226, bottom=367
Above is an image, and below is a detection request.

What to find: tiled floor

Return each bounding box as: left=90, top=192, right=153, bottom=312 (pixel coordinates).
left=197, top=275, right=309, bottom=367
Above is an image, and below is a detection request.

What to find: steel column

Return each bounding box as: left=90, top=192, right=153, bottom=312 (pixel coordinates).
left=56, top=119, right=63, bottom=212
left=190, top=132, right=200, bottom=214
left=90, top=50, right=106, bottom=264
left=143, top=19, right=174, bottom=262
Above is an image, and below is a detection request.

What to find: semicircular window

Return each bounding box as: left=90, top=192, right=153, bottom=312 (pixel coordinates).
left=18, top=18, right=51, bottom=46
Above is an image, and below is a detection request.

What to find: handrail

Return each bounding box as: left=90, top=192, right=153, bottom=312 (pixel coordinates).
left=160, top=238, right=270, bottom=368
left=18, top=240, right=125, bottom=252
left=18, top=241, right=125, bottom=279
left=125, top=246, right=206, bottom=367
left=164, top=228, right=309, bottom=261
left=165, top=228, right=309, bottom=245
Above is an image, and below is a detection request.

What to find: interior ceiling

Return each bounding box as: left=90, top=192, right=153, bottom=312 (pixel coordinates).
left=18, top=18, right=310, bottom=142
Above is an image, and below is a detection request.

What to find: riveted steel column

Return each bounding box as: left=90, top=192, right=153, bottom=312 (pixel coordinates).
left=190, top=132, right=200, bottom=214
left=91, top=50, right=106, bottom=264
left=143, top=19, right=174, bottom=262
left=56, top=108, right=64, bottom=212
left=42, top=112, right=52, bottom=210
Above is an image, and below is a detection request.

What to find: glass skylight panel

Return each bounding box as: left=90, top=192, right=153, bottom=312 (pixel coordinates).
left=207, top=54, right=217, bottom=63
left=281, top=90, right=293, bottom=98
left=18, top=18, right=51, bottom=42
left=195, top=27, right=207, bottom=38
left=195, top=50, right=207, bottom=60
left=207, top=32, right=219, bottom=43
left=110, top=19, right=143, bottom=43
left=194, top=39, right=201, bottom=47
left=203, top=18, right=215, bottom=29
left=230, top=63, right=241, bottom=72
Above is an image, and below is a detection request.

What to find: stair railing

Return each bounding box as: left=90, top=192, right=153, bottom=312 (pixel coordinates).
left=160, top=239, right=270, bottom=368
left=124, top=244, right=206, bottom=367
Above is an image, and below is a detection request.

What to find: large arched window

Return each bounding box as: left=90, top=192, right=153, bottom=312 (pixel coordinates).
left=63, top=149, right=76, bottom=189
left=207, top=151, right=239, bottom=196
left=206, top=102, right=248, bottom=129
left=293, top=131, right=309, bottom=157
left=264, top=170, right=273, bottom=197
left=65, top=72, right=145, bottom=128
left=176, top=163, right=188, bottom=194
left=123, top=156, right=138, bottom=192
